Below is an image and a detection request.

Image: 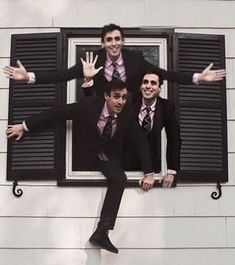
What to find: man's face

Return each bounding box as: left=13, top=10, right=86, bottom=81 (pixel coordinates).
left=141, top=74, right=161, bottom=100
left=105, top=88, right=128, bottom=114
left=102, top=30, right=124, bottom=61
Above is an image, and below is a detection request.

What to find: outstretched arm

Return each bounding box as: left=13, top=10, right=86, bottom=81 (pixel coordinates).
left=142, top=52, right=226, bottom=85
left=3, top=52, right=102, bottom=85
left=6, top=103, right=81, bottom=142
left=3, top=57, right=84, bottom=85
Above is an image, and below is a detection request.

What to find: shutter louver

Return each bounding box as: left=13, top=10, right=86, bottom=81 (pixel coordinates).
left=7, top=33, right=62, bottom=180
left=173, top=33, right=227, bottom=182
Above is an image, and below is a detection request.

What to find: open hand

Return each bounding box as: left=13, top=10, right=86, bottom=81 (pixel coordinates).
left=198, top=63, right=226, bottom=83
left=3, top=60, right=28, bottom=81
left=80, top=51, right=103, bottom=82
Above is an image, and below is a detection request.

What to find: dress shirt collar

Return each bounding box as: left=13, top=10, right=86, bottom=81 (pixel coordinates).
left=106, top=53, right=123, bottom=67
left=140, top=97, right=157, bottom=113
left=101, top=102, right=118, bottom=120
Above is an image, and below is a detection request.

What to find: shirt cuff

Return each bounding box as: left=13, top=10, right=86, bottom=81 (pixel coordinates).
left=192, top=73, right=200, bottom=85
left=27, top=72, right=36, bottom=84
left=167, top=169, right=177, bottom=175
left=22, top=121, right=29, bottom=132
left=81, top=79, right=94, bottom=88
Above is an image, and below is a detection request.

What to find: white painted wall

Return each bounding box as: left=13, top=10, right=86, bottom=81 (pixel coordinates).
left=0, top=0, right=235, bottom=264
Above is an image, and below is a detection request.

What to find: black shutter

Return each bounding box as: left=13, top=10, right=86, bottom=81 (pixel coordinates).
left=172, top=33, right=227, bottom=182
left=7, top=33, right=64, bottom=181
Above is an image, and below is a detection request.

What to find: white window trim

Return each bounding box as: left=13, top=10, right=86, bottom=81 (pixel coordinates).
left=66, top=37, right=168, bottom=181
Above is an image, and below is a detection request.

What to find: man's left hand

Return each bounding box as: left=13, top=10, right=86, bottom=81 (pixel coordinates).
left=198, top=63, right=226, bottom=83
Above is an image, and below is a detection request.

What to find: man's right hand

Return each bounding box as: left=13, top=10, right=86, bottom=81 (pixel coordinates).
left=3, top=60, right=29, bottom=81
left=6, top=124, right=26, bottom=141
left=80, top=51, right=103, bottom=82
left=139, top=174, right=155, bottom=191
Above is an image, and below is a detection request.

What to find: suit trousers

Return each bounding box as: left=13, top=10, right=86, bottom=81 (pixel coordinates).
left=96, top=157, right=127, bottom=230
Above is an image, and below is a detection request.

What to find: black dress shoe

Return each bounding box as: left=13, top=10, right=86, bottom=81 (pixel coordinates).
left=89, top=229, right=118, bottom=254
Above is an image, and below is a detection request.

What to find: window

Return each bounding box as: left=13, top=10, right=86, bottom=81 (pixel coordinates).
left=65, top=36, right=168, bottom=182
left=7, top=28, right=228, bottom=185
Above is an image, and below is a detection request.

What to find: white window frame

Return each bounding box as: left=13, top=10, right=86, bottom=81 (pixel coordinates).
left=65, top=37, right=168, bottom=181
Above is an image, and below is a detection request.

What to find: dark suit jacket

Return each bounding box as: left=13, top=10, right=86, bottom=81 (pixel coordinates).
left=124, top=95, right=181, bottom=173
left=35, top=48, right=193, bottom=97
left=25, top=97, right=153, bottom=174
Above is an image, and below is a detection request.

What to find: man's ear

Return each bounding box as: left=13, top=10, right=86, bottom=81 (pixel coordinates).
left=104, top=92, right=108, bottom=100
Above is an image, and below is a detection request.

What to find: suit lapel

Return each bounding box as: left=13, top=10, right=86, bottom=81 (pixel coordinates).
left=133, top=93, right=142, bottom=118
left=122, top=49, right=132, bottom=79
left=153, top=97, right=164, bottom=131
left=88, top=97, right=104, bottom=134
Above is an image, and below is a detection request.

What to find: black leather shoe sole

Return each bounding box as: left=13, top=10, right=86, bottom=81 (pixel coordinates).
left=89, top=237, right=119, bottom=254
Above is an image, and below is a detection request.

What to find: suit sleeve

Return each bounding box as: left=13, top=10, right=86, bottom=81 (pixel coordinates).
left=34, top=63, right=84, bottom=84
left=126, top=111, right=153, bottom=174
left=140, top=52, right=193, bottom=85
left=25, top=102, right=80, bottom=132
left=164, top=101, right=182, bottom=172
left=34, top=49, right=103, bottom=85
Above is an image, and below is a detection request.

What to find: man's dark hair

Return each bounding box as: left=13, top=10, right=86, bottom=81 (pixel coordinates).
left=101, top=23, right=124, bottom=42
left=143, top=70, right=164, bottom=86
left=104, top=80, right=127, bottom=96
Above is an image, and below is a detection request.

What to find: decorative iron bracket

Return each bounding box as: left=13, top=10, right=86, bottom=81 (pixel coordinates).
left=211, top=182, right=222, bottom=200
left=12, top=180, right=23, bottom=198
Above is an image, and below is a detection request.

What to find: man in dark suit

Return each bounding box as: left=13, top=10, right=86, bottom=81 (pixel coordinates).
left=6, top=81, right=155, bottom=254
left=4, top=24, right=226, bottom=97
left=125, top=71, right=181, bottom=188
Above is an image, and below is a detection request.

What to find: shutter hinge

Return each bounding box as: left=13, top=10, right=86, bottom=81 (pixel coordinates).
left=211, top=182, right=222, bottom=200
left=12, top=180, right=23, bottom=198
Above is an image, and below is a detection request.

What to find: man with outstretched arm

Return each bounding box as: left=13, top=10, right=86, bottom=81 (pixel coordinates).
left=6, top=81, right=155, bottom=254
left=3, top=24, right=226, bottom=97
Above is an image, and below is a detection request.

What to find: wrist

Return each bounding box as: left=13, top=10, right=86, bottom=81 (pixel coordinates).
left=27, top=72, right=36, bottom=84
left=84, top=77, right=92, bottom=83
left=22, top=121, right=29, bottom=132
left=193, top=73, right=200, bottom=85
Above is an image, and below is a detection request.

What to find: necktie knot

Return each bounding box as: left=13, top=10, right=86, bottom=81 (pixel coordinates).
left=145, top=106, right=151, bottom=113
left=107, top=114, right=115, bottom=122
left=112, top=62, right=121, bottom=81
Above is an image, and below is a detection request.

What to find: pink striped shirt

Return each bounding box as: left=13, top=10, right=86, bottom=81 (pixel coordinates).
left=104, top=53, right=127, bottom=82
